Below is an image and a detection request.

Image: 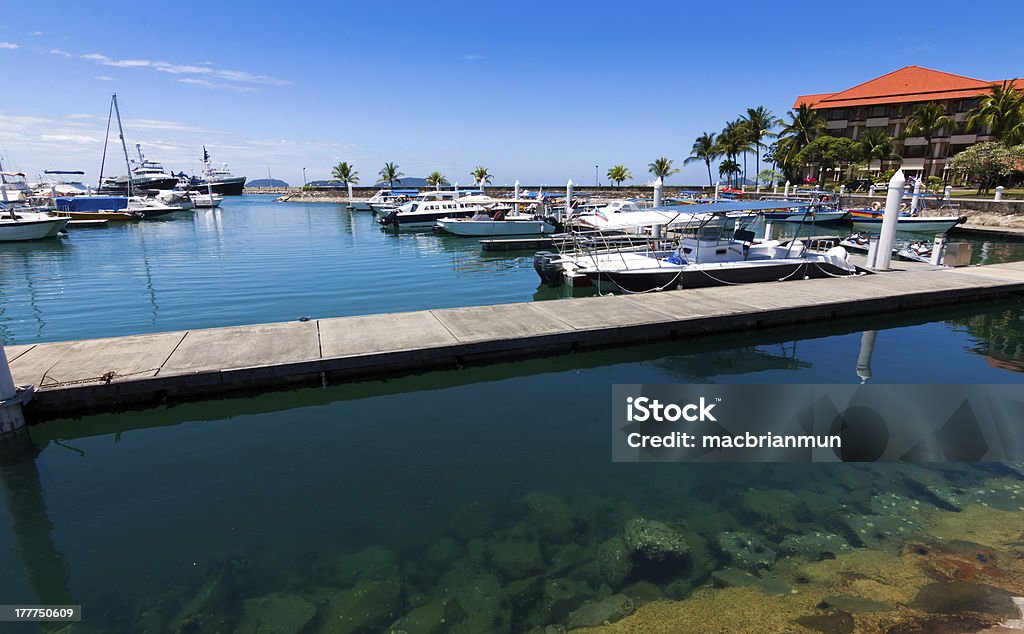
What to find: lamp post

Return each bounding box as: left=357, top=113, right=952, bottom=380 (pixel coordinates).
left=302, top=167, right=307, bottom=187
left=595, top=165, right=598, bottom=187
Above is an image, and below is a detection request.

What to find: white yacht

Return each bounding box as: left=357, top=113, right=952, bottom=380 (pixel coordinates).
left=379, top=195, right=490, bottom=229
left=189, top=148, right=246, bottom=195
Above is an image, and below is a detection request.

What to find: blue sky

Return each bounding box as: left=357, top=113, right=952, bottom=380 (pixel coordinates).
left=0, top=1, right=1021, bottom=187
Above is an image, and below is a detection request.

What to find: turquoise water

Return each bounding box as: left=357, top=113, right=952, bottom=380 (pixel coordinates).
left=0, top=195, right=1021, bottom=345
left=1, top=300, right=1023, bottom=631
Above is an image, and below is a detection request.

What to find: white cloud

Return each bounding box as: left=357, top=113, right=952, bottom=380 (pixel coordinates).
left=48, top=48, right=71, bottom=57
left=0, top=42, right=18, bottom=50
left=40, top=134, right=100, bottom=144
left=177, top=77, right=256, bottom=93
left=80, top=51, right=289, bottom=87
left=464, top=54, right=484, bottom=60
left=95, top=75, right=113, bottom=81
left=30, top=31, right=44, bottom=36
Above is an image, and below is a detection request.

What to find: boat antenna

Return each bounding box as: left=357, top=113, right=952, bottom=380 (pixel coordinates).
left=97, top=95, right=115, bottom=190
left=111, top=94, right=132, bottom=198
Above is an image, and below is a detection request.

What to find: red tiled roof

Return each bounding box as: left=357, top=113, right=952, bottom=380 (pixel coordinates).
left=792, top=66, right=1017, bottom=110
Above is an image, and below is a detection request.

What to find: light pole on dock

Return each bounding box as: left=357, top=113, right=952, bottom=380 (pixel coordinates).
left=595, top=165, right=598, bottom=187
left=302, top=167, right=307, bottom=187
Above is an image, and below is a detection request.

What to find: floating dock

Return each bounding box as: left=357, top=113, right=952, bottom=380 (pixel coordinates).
left=8, top=261, right=1024, bottom=421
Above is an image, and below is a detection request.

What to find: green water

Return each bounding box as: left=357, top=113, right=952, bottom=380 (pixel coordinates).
left=1, top=299, right=1023, bottom=632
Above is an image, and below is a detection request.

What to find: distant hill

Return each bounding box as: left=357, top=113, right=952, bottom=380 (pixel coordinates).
left=374, top=177, right=432, bottom=187
left=247, top=178, right=289, bottom=188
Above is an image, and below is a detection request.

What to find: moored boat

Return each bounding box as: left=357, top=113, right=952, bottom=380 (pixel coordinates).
left=188, top=148, right=246, bottom=195
left=0, top=206, right=70, bottom=241
left=436, top=214, right=556, bottom=237
left=848, top=208, right=966, bottom=234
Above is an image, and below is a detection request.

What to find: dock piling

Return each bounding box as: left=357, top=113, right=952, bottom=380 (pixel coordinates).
left=784, top=181, right=790, bottom=198
left=874, top=168, right=906, bottom=271
left=995, top=186, right=1004, bottom=202
left=0, top=344, right=29, bottom=433
left=654, top=177, right=663, bottom=207
left=911, top=178, right=922, bottom=214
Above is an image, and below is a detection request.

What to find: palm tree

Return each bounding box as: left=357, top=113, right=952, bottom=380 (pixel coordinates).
left=471, top=166, right=493, bottom=188
left=859, top=129, right=895, bottom=167
left=648, top=157, right=679, bottom=182
left=716, top=120, right=754, bottom=185
left=331, top=161, right=359, bottom=186
left=777, top=104, right=825, bottom=178
left=606, top=165, right=632, bottom=187
left=684, top=132, right=720, bottom=187
left=379, top=162, right=403, bottom=188
left=718, top=159, right=741, bottom=187
left=743, top=106, right=782, bottom=188
left=904, top=101, right=957, bottom=175
left=966, top=80, right=1024, bottom=141
left=425, top=171, right=447, bottom=188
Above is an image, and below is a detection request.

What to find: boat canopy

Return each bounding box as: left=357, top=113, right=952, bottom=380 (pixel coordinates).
left=578, top=200, right=814, bottom=230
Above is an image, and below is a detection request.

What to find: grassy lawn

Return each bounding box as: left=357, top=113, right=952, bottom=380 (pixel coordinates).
left=948, top=188, right=1024, bottom=200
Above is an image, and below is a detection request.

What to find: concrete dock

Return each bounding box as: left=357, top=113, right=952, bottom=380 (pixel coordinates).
left=8, top=261, right=1024, bottom=421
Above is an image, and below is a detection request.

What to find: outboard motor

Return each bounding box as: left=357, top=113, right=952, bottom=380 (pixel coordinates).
left=533, top=251, right=564, bottom=287
left=379, top=210, right=398, bottom=227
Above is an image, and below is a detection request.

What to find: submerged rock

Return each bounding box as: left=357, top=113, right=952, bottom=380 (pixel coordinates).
left=740, top=488, right=803, bottom=532
left=596, top=537, right=634, bottom=589
left=820, top=594, right=893, bottom=614
left=322, top=580, right=403, bottom=634
left=619, top=581, right=664, bottom=605
left=779, top=531, right=854, bottom=560
left=795, top=610, right=854, bottom=634
left=439, top=570, right=511, bottom=633
left=425, top=538, right=462, bottom=569
left=566, top=594, right=635, bottom=629
left=541, top=578, right=595, bottom=625
left=715, top=529, right=776, bottom=570
left=623, top=518, right=689, bottom=561
left=488, top=539, right=545, bottom=581
left=840, top=513, right=919, bottom=549
left=388, top=597, right=466, bottom=634
left=523, top=492, right=576, bottom=544
left=337, top=545, right=399, bottom=585
left=548, top=543, right=588, bottom=577
left=909, top=582, right=1019, bottom=619
left=451, top=501, right=497, bottom=541
left=236, top=592, right=316, bottom=634
left=710, top=568, right=789, bottom=596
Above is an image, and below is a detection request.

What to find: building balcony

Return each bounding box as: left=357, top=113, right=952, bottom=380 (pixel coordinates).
left=866, top=117, right=889, bottom=127
left=826, top=120, right=847, bottom=130
left=950, top=134, right=978, bottom=144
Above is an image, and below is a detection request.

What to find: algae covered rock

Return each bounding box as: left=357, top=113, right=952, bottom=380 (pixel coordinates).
left=388, top=597, right=466, bottom=634
left=425, top=538, right=462, bottom=569
left=623, top=517, right=689, bottom=561
left=566, top=594, right=635, bottom=629
left=596, top=537, right=634, bottom=589
left=619, top=581, right=664, bottom=605
left=909, top=582, right=1020, bottom=619
left=337, top=545, right=399, bottom=585
left=739, top=488, right=803, bottom=532
left=778, top=531, right=853, bottom=560
left=322, top=580, right=403, bottom=634
left=450, top=501, right=497, bottom=540
left=840, top=513, right=919, bottom=549
left=548, top=543, right=588, bottom=577
left=715, top=529, right=776, bottom=570
left=439, top=569, right=512, bottom=633
left=236, top=592, right=316, bottom=634
left=523, top=492, right=576, bottom=543
left=541, top=577, right=596, bottom=625
left=488, top=538, right=545, bottom=580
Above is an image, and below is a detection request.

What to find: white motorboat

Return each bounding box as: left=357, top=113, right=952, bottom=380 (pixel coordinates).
left=848, top=208, right=966, bottom=234
left=379, top=195, right=489, bottom=229
left=0, top=206, right=69, bottom=241
left=188, top=148, right=246, bottom=195
left=363, top=188, right=421, bottom=214
left=436, top=214, right=556, bottom=237
left=189, top=191, right=223, bottom=208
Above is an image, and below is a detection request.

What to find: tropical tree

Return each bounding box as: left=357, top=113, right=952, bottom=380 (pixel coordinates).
left=606, top=165, right=632, bottom=187
left=684, top=132, right=720, bottom=187
left=471, top=166, right=493, bottom=188
left=904, top=101, right=957, bottom=175
left=778, top=104, right=825, bottom=178
left=648, top=157, right=679, bottom=182
left=331, top=161, right=359, bottom=186
left=947, top=141, right=1020, bottom=194
left=795, top=136, right=864, bottom=185
left=425, top=171, right=447, bottom=188
left=742, top=106, right=782, bottom=188
left=379, top=162, right=404, bottom=187
left=717, top=120, right=753, bottom=184
left=966, top=80, right=1024, bottom=142
left=718, top=159, right=741, bottom=187
left=859, top=129, right=895, bottom=166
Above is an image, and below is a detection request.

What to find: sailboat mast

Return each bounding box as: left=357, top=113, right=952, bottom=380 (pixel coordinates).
left=111, top=94, right=132, bottom=198
left=97, top=96, right=115, bottom=190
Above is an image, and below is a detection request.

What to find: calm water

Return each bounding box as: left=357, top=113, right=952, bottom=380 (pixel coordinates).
left=0, top=195, right=1021, bottom=345
left=1, top=300, right=1023, bottom=631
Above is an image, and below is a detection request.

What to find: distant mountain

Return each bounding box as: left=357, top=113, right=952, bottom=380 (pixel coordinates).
left=374, top=177, right=432, bottom=187
left=247, top=178, right=289, bottom=188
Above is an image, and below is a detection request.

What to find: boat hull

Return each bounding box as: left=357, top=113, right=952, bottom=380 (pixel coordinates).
left=56, top=211, right=137, bottom=221
left=190, top=176, right=246, bottom=196
left=586, top=259, right=857, bottom=293
left=437, top=219, right=555, bottom=236
left=380, top=209, right=477, bottom=229
left=850, top=217, right=965, bottom=234
left=0, top=217, right=70, bottom=241
left=763, top=210, right=850, bottom=222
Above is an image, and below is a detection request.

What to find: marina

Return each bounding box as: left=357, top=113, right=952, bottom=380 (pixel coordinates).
left=2, top=5, right=1024, bottom=631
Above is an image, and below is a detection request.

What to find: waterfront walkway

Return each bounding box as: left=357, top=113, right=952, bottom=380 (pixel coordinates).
left=9, top=261, right=1024, bottom=421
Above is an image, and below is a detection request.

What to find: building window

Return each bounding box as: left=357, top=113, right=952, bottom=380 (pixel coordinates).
left=903, top=145, right=927, bottom=158
left=827, top=108, right=847, bottom=120
left=868, top=105, right=887, bottom=117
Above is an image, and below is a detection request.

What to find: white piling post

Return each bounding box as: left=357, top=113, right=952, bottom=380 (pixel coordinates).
left=995, top=186, right=1004, bottom=202
left=0, top=344, right=26, bottom=433
left=855, top=330, right=878, bottom=384
left=514, top=179, right=520, bottom=201
left=653, top=177, right=663, bottom=208
left=930, top=234, right=946, bottom=266
left=347, top=181, right=353, bottom=202
left=784, top=181, right=790, bottom=198
left=773, top=185, right=778, bottom=194
left=0, top=185, right=7, bottom=204
left=875, top=168, right=907, bottom=271
left=943, top=186, right=951, bottom=201
left=565, top=179, right=573, bottom=221
left=868, top=184, right=876, bottom=197
left=911, top=178, right=922, bottom=214
left=756, top=182, right=761, bottom=194
left=714, top=181, right=721, bottom=201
